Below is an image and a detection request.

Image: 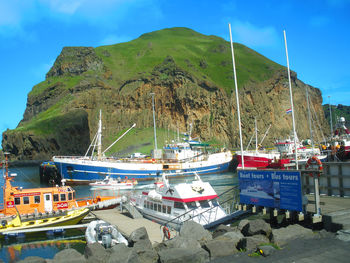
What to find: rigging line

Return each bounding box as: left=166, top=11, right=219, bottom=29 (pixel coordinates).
left=309, top=98, right=326, bottom=142
left=8, top=167, right=39, bottom=186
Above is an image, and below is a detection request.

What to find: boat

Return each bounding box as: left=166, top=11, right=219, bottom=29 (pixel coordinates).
left=0, top=207, right=90, bottom=235
left=85, top=220, right=128, bottom=248
left=89, top=176, right=138, bottom=190
left=129, top=172, right=227, bottom=231
left=324, top=117, right=350, bottom=161
left=0, top=154, right=120, bottom=218
left=48, top=111, right=234, bottom=184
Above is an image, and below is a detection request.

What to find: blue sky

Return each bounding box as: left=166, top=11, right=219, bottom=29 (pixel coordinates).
left=0, top=0, right=349, bottom=136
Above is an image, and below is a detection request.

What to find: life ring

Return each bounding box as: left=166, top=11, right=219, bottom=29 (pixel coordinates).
left=305, top=156, right=323, bottom=177
left=152, top=158, right=156, bottom=164
left=162, top=226, right=171, bottom=240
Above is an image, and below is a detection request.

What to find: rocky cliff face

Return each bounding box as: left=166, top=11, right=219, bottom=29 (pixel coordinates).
left=2, top=28, right=327, bottom=161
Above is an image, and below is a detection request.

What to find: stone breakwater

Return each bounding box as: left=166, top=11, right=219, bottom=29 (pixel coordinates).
left=14, top=219, right=350, bottom=263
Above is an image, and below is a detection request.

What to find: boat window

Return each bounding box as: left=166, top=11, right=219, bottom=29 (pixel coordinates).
left=53, top=194, right=59, bottom=202
left=46, top=195, right=51, bottom=201
left=167, top=206, right=171, bottom=214
left=34, top=196, right=40, bottom=204
left=73, top=192, right=76, bottom=199
left=68, top=193, right=73, bottom=200
left=174, top=202, right=185, bottom=210
left=153, top=203, right=157, bottom=211
left=157, top=204, right=161, bottom=212
left=144, top=201, right=147, bottom=208
left=186, top=201, right=197, bottom=209
left=211, top=199, right=219, bottom=207
left=199, top=200, right=210, bottom=208
left=60, top=194, right=66, bottom=201
left=162, top=205, right=166, bottom=213
left=23, top=196, right=29, bottom=205
left=14, top=197, right=20, bottom=205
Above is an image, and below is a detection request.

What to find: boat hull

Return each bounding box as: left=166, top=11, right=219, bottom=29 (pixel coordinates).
left=0, top=208, right=90, bottom=234
left=53, top=152, right=233, bottom=184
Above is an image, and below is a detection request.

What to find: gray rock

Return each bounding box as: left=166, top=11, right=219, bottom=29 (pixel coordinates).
left=84, top=243, right=111, bottom=263
left=272, top=224, right=314, bottom=246
left=108, top=245, right=140, bottom=263
left=215, top=230, right=244, bottom=246
left=237, top=219, right=249, bottom=234
left=133, top=238, right=153, bottom=250
left=239, top=219, right=272, bottom=237
left=179, top=221, right=212, bottom=245
left=54, top=249, right=86, bottom=263
left=204, top=239, right=238, bottom=259
left=238, top=234, right=270, bottom=252
left=160, top=236, right=201, bottom=251
left=336, top=230, right=350, bottom=242
left=257, top=245, right=277, bottom=257
left=129, top=227, right=149, bottom=244
left=158, top=247, right=209, bottom=263
left=212, top=224, right=236, bottom=238
left=132, top=248, right=158, bottom=263
left=17, top=256, right=47, bottom=263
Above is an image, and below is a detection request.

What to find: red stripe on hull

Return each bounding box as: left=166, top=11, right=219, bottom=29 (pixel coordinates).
left=142, top=192, right=218, bottom=202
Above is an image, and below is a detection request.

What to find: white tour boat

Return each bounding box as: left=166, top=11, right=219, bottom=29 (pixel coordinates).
left=130, top=172, right=227, bottom=231
left=89, top=176, right=138, bottom=190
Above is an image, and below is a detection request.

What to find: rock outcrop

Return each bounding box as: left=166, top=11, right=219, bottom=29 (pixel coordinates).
left=1, top=27, right=328, bottom=160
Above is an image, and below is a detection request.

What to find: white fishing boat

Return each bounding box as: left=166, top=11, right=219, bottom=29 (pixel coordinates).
left=130, top=172, right=227, bottom=231
left=85, top=220, right=128, bottom=248
left=89, top=176, right=138, bottom=190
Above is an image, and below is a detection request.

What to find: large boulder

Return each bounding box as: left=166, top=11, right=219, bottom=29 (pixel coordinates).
left=132, top=239, right=158, bottom=263
left=271, top=224, right=314, bottom=246
left=215, top=230, right=244, bottom=247
left=238, top=219, right=272, bottom=237
left=129, top=227, right=149, bottom=245
left=107, top=243, right=140, bottom=263
left=158, top=247, right=209, bottom=263
left=84, top=243, right=111, bottom=263
left=156, top=236, right=201, bottom=252
left=179, top=221, right=212, bottom=246
left=204, top=239, right=238, bottom=260
left=54, top=249, right=86, bottom=263
left=212, top=224, right=237, bottom=239
left=238, top=235, right=270, bottom=252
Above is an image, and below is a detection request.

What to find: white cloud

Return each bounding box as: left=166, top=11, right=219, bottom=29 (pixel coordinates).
left=0, top=0, right=162, bottom=38
left=229, top=20, right=279, bottom=48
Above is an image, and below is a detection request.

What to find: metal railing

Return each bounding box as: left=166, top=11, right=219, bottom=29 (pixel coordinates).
left=160, top=186, right=240, bottom=236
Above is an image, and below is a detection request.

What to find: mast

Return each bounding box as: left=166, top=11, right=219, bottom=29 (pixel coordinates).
left=328, top=96, right=333, bottom=137
left=306, top=87, right=315, bottom=154
left=255, top=118, right=258, bottom=152
left=97, top=110, right=103, bottom=160
left=229, top=23, right=245, bottom=169
left=150, top=93, right=158, bottom=150
left=283, top=30, right=298, bottom=169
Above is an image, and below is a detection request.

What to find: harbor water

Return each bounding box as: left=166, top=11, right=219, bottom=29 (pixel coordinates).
left=0, top=165, right=237, bottom=262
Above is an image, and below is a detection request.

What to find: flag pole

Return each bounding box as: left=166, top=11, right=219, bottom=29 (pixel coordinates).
left=283, top=30, right=298, bottom=169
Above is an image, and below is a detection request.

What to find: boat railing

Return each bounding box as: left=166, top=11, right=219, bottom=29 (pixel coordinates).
left=160, top=185, right=240, bottom=238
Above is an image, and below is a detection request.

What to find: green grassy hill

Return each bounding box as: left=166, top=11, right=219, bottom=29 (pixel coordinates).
left=3, top=27, right=294, bottom=159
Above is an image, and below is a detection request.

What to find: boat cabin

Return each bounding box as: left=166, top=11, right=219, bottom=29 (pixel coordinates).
left=1, top=176, right=81, bottom=216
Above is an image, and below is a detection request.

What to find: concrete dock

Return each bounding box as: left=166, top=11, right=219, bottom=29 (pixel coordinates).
left=91, top=209, right=164, bottom=244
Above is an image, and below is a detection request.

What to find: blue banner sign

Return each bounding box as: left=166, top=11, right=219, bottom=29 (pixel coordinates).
left=238, top=170, right=302, bottom=212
